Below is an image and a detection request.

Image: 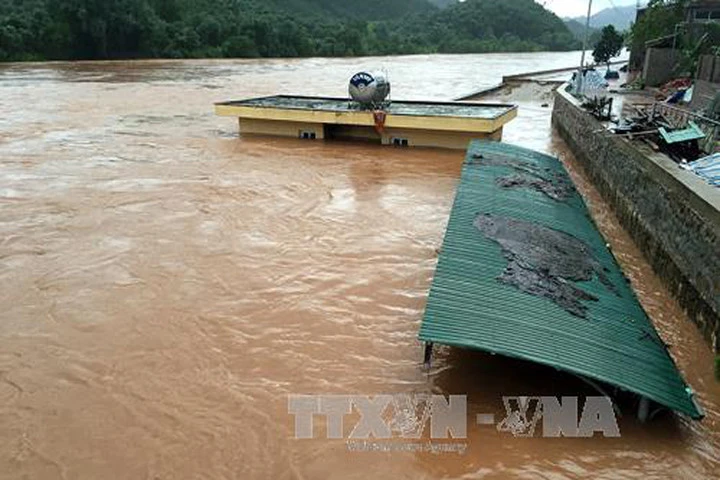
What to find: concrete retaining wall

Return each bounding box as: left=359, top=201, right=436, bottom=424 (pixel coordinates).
left=697, top=55, right=720, bottom=84
left=553, top=87, right=720, bottom=352
left=690, top=79, right=720, bottom=113
left=643, top=48, right=681, bottom=87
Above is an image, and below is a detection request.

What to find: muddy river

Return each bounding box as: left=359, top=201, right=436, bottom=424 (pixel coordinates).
left=0, top=52, right=718, bottom=479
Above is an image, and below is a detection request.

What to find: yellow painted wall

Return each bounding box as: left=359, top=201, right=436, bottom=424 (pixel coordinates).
left=235, top=118, right=504, bottom=150
left=217, top=104, right=517, bottom=134
left=238, top=118, right=325, bottom=140
left=381, top=127, right=501, bottom=150
left=325, top=124, right=381, bottom=142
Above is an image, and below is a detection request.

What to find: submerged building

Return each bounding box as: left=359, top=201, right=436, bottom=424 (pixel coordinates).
left=420, top=141, right=704, bottom=421
left=215, top=95, right=517, bottom=150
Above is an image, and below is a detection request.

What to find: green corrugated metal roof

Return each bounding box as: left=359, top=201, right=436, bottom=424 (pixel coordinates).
left=419, top=141, right=703, bottom=420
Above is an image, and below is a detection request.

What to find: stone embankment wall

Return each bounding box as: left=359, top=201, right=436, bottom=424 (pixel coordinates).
left=553, top=87, right=720, bottom=353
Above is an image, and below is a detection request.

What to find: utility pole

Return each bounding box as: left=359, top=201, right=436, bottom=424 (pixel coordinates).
left=578, top=0, right=594, bottom=96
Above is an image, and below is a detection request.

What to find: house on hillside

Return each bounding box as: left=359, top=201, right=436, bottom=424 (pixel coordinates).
left=631, top=0, right=720, bottom=89
left=685, top=1, right=720, bottom=45
left=629, top=6, right=649, bottom=70
left=686, top=1, right=720, bottom=23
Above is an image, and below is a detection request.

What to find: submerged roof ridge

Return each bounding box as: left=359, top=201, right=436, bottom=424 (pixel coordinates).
left=419, top=140, right=704, bottom=420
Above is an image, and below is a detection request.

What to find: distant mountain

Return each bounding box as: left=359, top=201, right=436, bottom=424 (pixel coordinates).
left=568, top=5, right=639, bottom=32
left=564, top=19, right=601, bottom=44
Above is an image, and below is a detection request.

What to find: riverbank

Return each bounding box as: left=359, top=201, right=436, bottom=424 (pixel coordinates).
left=552, top=85, right=720, bottom=354
left=464, top=64, right=720, bottom=356
left=456, top=60, right=627, bottom=101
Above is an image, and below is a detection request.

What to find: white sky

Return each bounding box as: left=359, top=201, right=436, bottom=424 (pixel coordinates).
left=539, top=0, right=642, bottom=18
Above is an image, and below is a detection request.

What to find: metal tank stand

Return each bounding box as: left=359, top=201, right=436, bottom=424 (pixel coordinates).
left=638, top=397, right=651, bottom=423
left=423, top=342, right=434, bottom=370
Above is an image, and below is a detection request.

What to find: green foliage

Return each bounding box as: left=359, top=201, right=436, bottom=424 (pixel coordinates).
left=716, top=355, right=720, bottom=382
left=376, top=0, right=580, bottom=54
left=629, top=0, right=687, bottom=51
left=0, top=0, right=580, bottom=61
left=676, top=32, right=710, bottom=76
left=593, top=25, right=624, bottom=66
left=264, top=0, right=437, bottom=21
left=427, top=0, right=456, bottom=8
left=581, top=95, right=613, bottom=120
left=629, top=0, right=720, bottom=77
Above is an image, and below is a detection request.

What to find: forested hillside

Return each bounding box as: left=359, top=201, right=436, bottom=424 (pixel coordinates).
left=419, top=0, right=579, bottom=53
left=564, top=19, right=601, bottom=44
left=0, top=0, right=580, bottom=61
left=264, top=0, right=437, bottom=20
left=428, top=0, right=457, bottom=8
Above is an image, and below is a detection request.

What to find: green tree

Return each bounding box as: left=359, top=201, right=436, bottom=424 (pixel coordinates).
left=593, top=25, right=624, bottom=68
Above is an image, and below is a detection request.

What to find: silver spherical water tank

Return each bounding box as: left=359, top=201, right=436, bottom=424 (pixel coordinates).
left=349, top=71, right=391, bottom=106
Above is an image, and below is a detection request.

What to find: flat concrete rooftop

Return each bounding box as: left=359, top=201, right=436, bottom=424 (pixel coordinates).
left=215, top=95, right=518, bottom=149
left=216, top=95, right=516, bottom=120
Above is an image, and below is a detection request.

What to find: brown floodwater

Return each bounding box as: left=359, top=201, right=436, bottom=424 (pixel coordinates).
left=0, top=53, right=718, bottom=479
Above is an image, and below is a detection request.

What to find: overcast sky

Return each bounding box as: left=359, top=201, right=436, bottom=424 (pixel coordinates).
left=540, top=0, right=642, bottom=18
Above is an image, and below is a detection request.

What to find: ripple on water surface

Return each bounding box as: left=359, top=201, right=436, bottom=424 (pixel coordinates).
left=0, top=54, right=718, bottom=480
